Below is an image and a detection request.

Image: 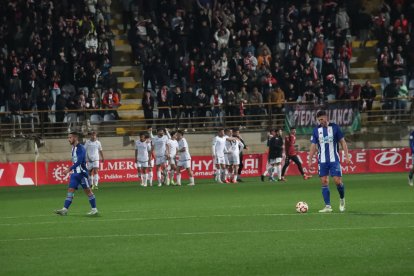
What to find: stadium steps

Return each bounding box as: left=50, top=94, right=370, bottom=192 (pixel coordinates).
left=350, top=41, right=382, bottom=108
left=110, top=10, right=144, bottom=124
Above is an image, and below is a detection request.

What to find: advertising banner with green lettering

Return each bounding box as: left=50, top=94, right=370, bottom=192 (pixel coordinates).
left=284, top=102, right=361, bottom=135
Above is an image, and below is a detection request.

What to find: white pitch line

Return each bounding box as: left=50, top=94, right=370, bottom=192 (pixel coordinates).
left=1, top=225, right=414, bottom=243
left=1, top=212, right=414, bottom=227
left=1, top=200, right=414, bottom=220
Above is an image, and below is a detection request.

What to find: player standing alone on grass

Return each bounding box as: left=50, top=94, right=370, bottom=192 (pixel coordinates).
left=261, top=128, right=284, bottom=181
left=176, top=130, right=195, bottom=186
left=281, top=127, right=311, bottom=181
left=308, top=110, right=350, bottom=213
left=85, top=131, right=104, bottom=190
left=55, top=132, right=98, bottom=215
left=408, top=129, right=414, bottom=186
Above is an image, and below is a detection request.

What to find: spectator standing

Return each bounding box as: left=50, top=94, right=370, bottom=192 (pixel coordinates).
left=182, top=87, right=195, bottom=131
left=9, top=93, right=23, bottom=138
left=195, top=89, right=209, bottom=128
left=360, top=81, right=377, bottom=113
left=157, top=86, right=172, bottom=127
left=210, top=88, right=223, bottom=127
left=142, top=90, right=155, bottom=129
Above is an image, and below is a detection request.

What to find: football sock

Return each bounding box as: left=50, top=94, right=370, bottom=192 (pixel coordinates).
left=321, top=186, right=331, bottom=205
left=94, top=174, right=99, bottom=186
left=297, top=163, right=305, bottom=175
left=64, top=192, right=74, bottom=209
left=177, top=173, right=181, bottom=185
left=142, top=173, right=148, bottom=185
left=89, top=175, right=94, bottom=186
left=215, top=168, right=220, bottom=180
left=149, top=171, right=153, bottom=185
left=189, top=176, right=194, bottom=184
left=225, top=168, right=229, bottom=179
left=277, top=164, right=282, bottom=179
left=337, top=183, right=345, bottom=199
left=157, top=170, right=162, bottom=183
left=409, top=170, right=413, bottom=179
left=88, top=194, right=96, bottom=208
left=233, top=174, right=237, bottom=182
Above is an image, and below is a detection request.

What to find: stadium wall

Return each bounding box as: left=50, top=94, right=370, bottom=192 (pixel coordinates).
left=0, top=130, right=411, bottom=163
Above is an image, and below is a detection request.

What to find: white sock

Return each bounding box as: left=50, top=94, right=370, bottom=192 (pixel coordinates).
left=157, top=170, right=162, bottom=183
left=233, top=174, right=237, bottom=182
left=94, top=174, right=99, bottom=186
left=215, top=168, right=220, bottom=180
left=189, top=176, right=194, bottom=184
left=277, top=164, right=282, bottom=179
left=149, top=171, right=153, bottom=185
left=177, top=173, right=181, bottom=185
left=270, top=167, right=276, bottom=178
left=142, top=173, right=147, bottom=185
left=89, top=175, right=94, bottom=186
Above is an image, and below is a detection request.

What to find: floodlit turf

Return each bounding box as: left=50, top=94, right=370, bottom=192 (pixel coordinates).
left=1, top=173, right=414, bottom=276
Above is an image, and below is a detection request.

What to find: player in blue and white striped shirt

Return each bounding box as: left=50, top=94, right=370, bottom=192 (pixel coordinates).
left=308, top=110, right=350, bottom=213
left=55, top=132, right=98, bottom=216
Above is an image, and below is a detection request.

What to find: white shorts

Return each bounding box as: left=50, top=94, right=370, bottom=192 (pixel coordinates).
left=137, top=160, right=150, bottom=168
left=224, top=154, right=230, bottom=165
left=155, top=156, right=167, bottom=166
left=269, top=158, right=282, bottom=165
left=228, top=153, right=240, bottom=165
left=87, top=161, right=99, bottom=170
left=178, top=160, right=191, bottom=169
left=215, top=156, right=225, bottom=165
left=169, top=155, right=177, bottom=166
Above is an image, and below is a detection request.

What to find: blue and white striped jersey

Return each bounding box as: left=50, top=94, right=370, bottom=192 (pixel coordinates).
left=70, top=144, right=88, bottom=175
left=311, top=123, right=344, bottom=163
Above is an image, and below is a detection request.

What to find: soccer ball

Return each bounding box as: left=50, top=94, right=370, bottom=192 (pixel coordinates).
left=296, top=201, right=309, bottom=213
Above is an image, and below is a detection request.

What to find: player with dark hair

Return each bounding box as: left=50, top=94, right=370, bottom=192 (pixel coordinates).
left=280, top=127, right=311, bottom=181
left=308, top=110, right=350, bottom=213
left=176, top=130, right=195, bottom=186
left=135, top=132, right=152, bottom=187
left=408, top=129, right=414, bottom=186
left=261, top=128, right=284, bottom=181
left=85, top=131, right=104, bottom=190
left=55, top=132, right=98, bottom=215
left=233, top=128, right=248, bottom=182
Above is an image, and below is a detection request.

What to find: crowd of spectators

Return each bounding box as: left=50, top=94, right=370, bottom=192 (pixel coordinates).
left=0, top=0, right=116, bottom=137
left=374, top=1, right=414, bottom=115
left=125, top=0, right=380, bottom=129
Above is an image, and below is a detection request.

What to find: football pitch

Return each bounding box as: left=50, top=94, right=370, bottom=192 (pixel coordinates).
left=1, top=173, right=413, bottom=276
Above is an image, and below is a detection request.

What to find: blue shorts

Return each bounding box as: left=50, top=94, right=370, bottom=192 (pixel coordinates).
left=68, top=173, right=90, bottom=190
left=318, top=162, right=342, bottom=177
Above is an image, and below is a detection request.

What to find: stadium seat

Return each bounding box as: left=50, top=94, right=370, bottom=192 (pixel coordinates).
left=103, top=113, right=116, bottom=122
left=90, top=114, right=102, bottom=124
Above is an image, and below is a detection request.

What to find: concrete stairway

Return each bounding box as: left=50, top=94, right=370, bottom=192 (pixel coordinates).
left=350, top=40, right=382, bottom=108
left=109, top=8, right=145, bottom=135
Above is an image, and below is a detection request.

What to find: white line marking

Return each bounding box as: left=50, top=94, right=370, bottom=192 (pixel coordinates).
left=1, top=225, right=413, bottom=242
left=1, top=212, right=414, bottom=227
left=1, top=200, right=413, bottom=220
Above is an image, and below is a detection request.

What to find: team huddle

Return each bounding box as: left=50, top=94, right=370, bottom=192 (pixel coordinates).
left=135, top=128, right=195, bottom=187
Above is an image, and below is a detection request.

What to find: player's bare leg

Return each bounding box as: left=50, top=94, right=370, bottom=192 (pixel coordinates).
left=92, top=168, right=99, bottom=189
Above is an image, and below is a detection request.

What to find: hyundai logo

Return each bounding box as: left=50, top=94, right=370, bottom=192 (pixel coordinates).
left=374, top=152, right=402, bottom=166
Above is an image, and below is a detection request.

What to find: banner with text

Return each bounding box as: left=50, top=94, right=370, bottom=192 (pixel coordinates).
left=284, top=102, right=361, bottom=135
left=1, top=149, right=411, bottom=187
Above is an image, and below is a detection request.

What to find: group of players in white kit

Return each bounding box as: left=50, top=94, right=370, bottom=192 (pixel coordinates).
left=134, top=128, right=195, bottom=187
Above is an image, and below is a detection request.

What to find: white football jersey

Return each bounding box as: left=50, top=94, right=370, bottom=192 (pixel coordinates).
left=167, top=139, right=179, bottom=157
left=229, top=139, right=243, bottom=155
left=85, top=140, right=102, bottom=161
left=135, top=140, right=151, bottom=161
left=212, top=136, right=227, bottom=157
left=178, top=138, right=191, bottom=161
left=152, top=135, right=169, bottom=157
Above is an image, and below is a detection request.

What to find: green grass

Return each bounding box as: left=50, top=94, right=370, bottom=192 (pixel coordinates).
left=1, top=173, right=414, bottom=276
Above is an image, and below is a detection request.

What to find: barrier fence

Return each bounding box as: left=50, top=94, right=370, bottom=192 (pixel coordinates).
left=1, top=148, right=411, bottom=187
left=0, top=99, right=413, bottom=138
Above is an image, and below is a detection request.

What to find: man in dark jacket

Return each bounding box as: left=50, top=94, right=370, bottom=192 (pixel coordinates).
left=181, top=86, right=195, bottom=131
